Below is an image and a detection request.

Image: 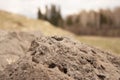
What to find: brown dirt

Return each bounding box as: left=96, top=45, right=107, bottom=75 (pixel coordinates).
left=0, top=31, right=120, bottom=80
left=0, top=30, right=42, bottom=70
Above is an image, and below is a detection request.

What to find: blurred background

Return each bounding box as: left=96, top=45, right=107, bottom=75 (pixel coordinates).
left=0, top=0, right=120, bottom=54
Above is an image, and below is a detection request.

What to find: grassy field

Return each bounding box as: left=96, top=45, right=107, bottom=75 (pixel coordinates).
left=0, top=10, right=120, bottom=54
left=77, top=36, right=120, bottom=54
left=0, top=10, right=74, bottom=36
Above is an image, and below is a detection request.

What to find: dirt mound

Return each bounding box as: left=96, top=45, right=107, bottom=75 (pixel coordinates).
left=0, top=30, right=42, bottom=70
left=0, top=32, right=120, bottom=80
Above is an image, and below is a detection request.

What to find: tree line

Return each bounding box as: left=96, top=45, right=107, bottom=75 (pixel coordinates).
left=38, top=4, right=63, bottom=26
left=38, top=5, right=120, bottom=36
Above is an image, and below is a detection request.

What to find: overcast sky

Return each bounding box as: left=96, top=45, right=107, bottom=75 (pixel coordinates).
left=0, top=0, right=120, bottom=18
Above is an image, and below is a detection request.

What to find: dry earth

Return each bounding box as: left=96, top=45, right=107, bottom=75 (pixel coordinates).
left=0, top=31, right=120, bottom=80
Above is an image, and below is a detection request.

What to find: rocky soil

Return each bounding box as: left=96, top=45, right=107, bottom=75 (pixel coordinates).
left=0, top=31, right=120, bottom=80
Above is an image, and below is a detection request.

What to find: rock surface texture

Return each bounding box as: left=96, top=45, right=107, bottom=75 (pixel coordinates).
left=0, top=31, right=120, bottom=80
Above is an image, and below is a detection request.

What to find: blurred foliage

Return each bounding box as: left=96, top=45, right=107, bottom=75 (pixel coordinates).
left=66, top=16, right=73, bottom=25
left=0, top=10, right=120, bottom=54
left=38, top=4, right=63, bottom=26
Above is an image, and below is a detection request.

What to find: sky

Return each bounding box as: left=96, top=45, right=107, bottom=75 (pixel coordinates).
left=0, top=0, right=120, bottom=18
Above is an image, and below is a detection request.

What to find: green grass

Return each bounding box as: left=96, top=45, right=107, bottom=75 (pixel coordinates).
left=77, top=36, right=120, bottom=54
